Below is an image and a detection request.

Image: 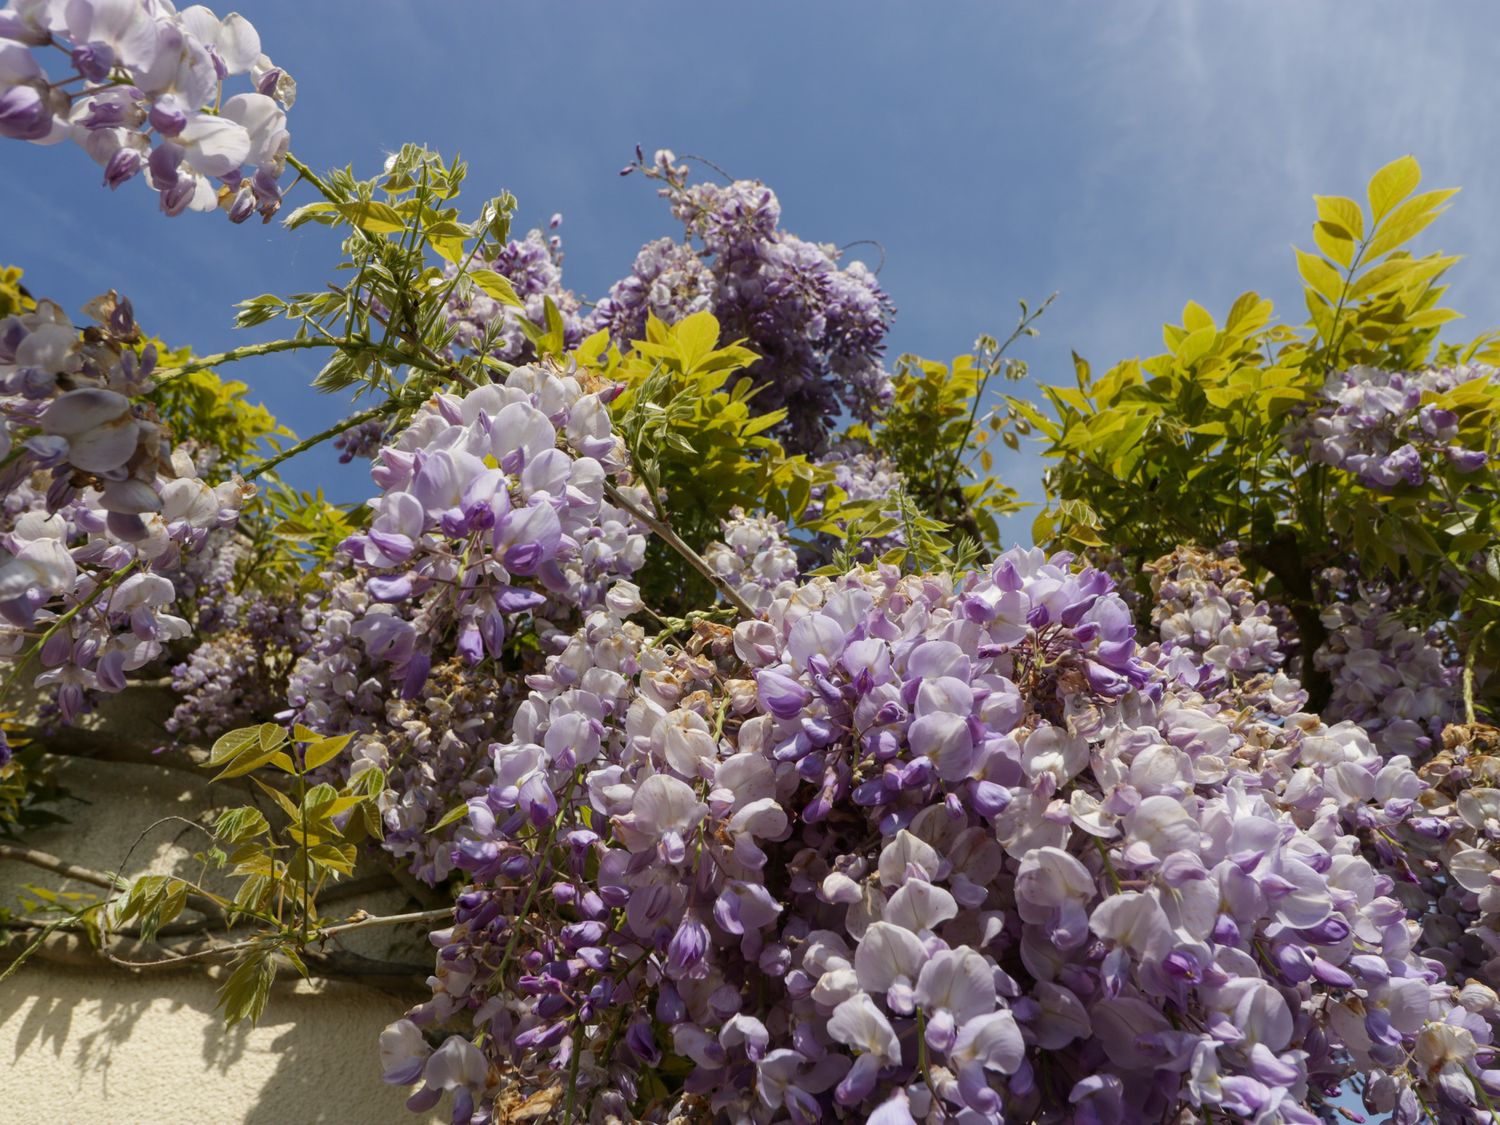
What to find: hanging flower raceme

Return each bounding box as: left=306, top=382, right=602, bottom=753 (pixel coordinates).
left=334, top=362, right=648, bottom=699
left=442, top=223, right=588, bottom=364
left=280, top=363, right=648, bottom=882
left=1143, top=544, right=1306, bottom=717
left=801, top=442, right=907, bottom=564
left=592, top=151, right=896, bottom=454
left=1315, top=573, right=1460, bottom=757
left=703, top=507, right=800, bottom=616
left=0, top=0, right=295, bottom=222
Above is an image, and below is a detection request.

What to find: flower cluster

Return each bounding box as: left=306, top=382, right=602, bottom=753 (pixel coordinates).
left=0, top=0, right=295, bottom=221
left=335, top=363, right=647, bottom=698
left=1143, top=545, right=1305, bottom=716
left=444, top=224, right=587, bottom=364
left=163, top=591, right=295, bottom=743
left=1316, top=575, right=1459, bottom=757
left=804, top=443, right=907, bottom=563
left=281, top=365, right=648, bottom=879
left=341, top=655, right=526, bottom=886
left=594, top=152, right=896, bottom=453
left=332, top=417, right=388, bottom=464
left=703, top=507, right=800, bottom=616
left=162, top=532, right=298, bottom=743
left=588, top=235, right=714, bottom=345
left=1, top=287, right=248, bottom=720
left=381, top=543, right=1500, bottom=1124
left=2, top=291, right=165, bottom=509
left=1288, top=363, right=1496, bottom=489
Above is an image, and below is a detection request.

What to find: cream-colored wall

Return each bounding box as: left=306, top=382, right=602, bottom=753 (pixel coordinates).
left=1, top=751, right=446, bottom=1125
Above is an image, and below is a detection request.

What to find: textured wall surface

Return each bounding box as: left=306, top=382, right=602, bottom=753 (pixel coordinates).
left=1, top=748, right=444, bottom=1125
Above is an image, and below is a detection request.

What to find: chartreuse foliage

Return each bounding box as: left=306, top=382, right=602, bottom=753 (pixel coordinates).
left=578, top=311, right=831, bottom=608
left=147, top=344, right=290, bottom=471
left=0, top=265, right=33, bottom=317
left=1010, top=156, right=1500, bottom=711
left=239, top=145, right=524, bottom=405
left=586, top=311, right=827, bottom=530
left=85, top=724, right=376, bottom=1026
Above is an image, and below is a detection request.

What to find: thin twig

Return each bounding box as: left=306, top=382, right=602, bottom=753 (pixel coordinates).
left=316, top=907, right=453, bottom=939
left=603, top=482, right=755, bottom=619
left=245, top=398, right=405, bottom=481
left=0, top=928, right=430, bottom=991
left=935, top=292, right=1056, bottom=507
left=154, top=337, right=339, bottom=381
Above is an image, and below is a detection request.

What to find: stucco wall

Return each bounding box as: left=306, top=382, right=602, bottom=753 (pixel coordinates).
left=1, top=747, right=445, bottom=1124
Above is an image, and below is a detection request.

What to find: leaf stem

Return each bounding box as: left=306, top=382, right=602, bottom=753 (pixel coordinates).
left=935, top=292, right=1056, bottom=509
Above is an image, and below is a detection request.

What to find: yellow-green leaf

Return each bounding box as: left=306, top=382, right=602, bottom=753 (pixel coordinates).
left=209, top=727, right=260, bottom=767
left=672, top=312, right=721, bottom=370
left=428, top=803, right=471, bottom=833
left=303, top=734, right=351, bottom=771
left=470, top=269, right=523, bottom=307
left=1313, top=222, right=1354, bottom=269
left=1314, top=194, right=1365, bottom=241
left=1294, top=248, right=1345, bottom=304
left=1367, top=155, right=1421, bottom=222
left=337, top=200, right=406, bottom=235
left=1181, top=301, right=1214, bottom=333
left=1364, top=188, right=1459, bottom=260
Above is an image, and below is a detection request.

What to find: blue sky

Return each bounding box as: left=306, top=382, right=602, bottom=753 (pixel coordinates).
left=6, top=0, right=1500, bottom=545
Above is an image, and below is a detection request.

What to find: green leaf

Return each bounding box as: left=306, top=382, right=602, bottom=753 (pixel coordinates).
left=208, top=727, right=261, bottom=767
left=218, top=947, right=277, bottom=1027
left=336, top=200, right=406, bottom=235
left=428, top=803, right=471, bottom=834
left=282, top=201, right=335, bottom=231
left=1364, top=189, right=1459, bottom=260
left=244, top=783, right=298, bottom=824
left=303, top=734, right=351, bottom=772
left=1313, top=194, right=1365, bottom=241
left=1367, top=155, right=1421, bottom=222
left=469, top=269, right=523, bottom=308
left=215, top=807, right=270, bottom=845
left=1313, top=222, right=1354, bottom=269
left=673, top=312, right=721, bottom=370
left=213, top=746, right=290, bottom=782
left=1294, top=248, right=1345, bottom=304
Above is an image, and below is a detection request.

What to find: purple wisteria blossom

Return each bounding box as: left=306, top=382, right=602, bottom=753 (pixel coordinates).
left=1287, top=363, right=1497, bottom=490
left=591, top=151, right=896, bottom=454
left=0, top=0, right=296, bottom=221
left=0, top=286, right=249, bottom=720
left=283, top=363, right=648, bottom=882
left=382, top=547, right=1499, bottom=1122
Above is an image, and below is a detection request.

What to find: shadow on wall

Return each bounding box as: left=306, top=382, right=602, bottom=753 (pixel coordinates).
left=0, top=961, right=436, bottom=1124
left=0, top=741, right=443, bottom=1124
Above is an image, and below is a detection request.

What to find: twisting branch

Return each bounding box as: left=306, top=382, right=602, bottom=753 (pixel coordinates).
left=0, top=844, right=123, bottom=891
left=105, top=907, right=455, bottom=970
left=602, top=481, right=755, bottom=620
left=0, top=928, right=431, bottom=992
